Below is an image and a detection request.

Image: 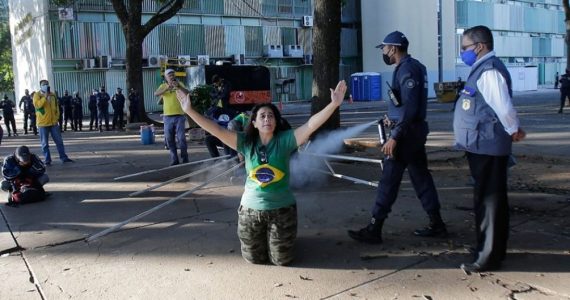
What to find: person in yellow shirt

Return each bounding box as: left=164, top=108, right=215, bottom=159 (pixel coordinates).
left=32, top=80, right=73, bottom=165
left=154, top=69, right=188, bottom=165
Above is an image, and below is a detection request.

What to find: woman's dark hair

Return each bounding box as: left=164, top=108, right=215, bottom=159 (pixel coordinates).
left=464, top=25, right=494, bottom=50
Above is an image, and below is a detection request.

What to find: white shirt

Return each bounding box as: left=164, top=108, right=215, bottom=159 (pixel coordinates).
left=474, top=52, right=520, bottom=135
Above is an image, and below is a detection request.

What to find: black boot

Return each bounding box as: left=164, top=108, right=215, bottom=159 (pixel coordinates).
left=348, top=217, right=384, bottom=244
left=413, top=212, right=447, bottom=237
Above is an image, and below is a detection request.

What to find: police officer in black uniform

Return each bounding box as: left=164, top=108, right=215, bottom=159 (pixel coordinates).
left=71, top=91, right=83, bottom=131
left=558, top=69, right=570, bottom=113
left=348, top=31, right=446, bottom=244
left=0, top=95, right=17, bottom=137
left=97, top=86, right=111, bottom=132
left=88, top=89, right=98, bottom=131
left=111, top=87, right=125, bottom=130
left=19, top=89, right=37, bottom=135
left=128, top=88, right=140, bottom=123
left=61, top=90, right=74, bottom=131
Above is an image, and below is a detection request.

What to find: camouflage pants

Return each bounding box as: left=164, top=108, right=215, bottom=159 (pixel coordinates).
left=237, top=204, right=297, bottom=266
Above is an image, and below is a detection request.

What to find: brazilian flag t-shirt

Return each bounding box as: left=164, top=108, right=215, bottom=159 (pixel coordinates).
left=237, top=130, right=298, bottom=210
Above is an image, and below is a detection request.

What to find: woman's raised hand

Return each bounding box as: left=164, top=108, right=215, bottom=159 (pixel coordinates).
left=330, top=80, right=347, bottom=107
left=176, top=89, right=192, bottom=113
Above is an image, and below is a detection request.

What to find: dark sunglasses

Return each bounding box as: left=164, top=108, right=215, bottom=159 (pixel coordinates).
left=258, top=145, right=268, bottom=164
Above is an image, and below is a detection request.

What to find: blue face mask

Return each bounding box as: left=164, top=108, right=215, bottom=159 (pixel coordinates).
left=461, top=49, right=477, bottom=66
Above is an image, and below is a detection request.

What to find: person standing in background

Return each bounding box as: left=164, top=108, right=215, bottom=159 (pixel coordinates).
left=61, top=90, right=73, bottom=131
left=97, top=86, right=111, bottom=132
left=71, top=91, right=83, bottom=131
left=111, top=87, right=125, bottom=130
left=0, top=95, right=17, bottom=137
left=88, top=89, right=98, bottom=131
left=154, top=69, right=189, bottom=166
left=128, top=88, right=140, bottom=123
left=32, top=80, right=73, bottom=165
left=19, top=89, right=37, bottom=135
left=558, top=69, right=570, bottom=113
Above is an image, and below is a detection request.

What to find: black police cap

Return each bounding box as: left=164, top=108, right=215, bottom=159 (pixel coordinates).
left=376, top=31, right=409, bottom=49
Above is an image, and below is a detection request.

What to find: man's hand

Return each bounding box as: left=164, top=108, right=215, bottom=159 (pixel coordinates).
left=382, top=138, right=397, bottom=157
left=176, top=89, right=192, bottom=113
left=512, top=128, right=526, bottom=142
left=168, top=79, right=179, bottom=89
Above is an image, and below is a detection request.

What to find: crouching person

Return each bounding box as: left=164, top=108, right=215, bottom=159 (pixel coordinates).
left=2, top=146, right=49, bottom=206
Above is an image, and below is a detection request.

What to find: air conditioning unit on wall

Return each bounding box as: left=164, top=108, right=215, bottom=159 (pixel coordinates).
left=197, top=55, right=210, bottom=66
left=264, top=45, right=283, bottom=58
left=302, top=16, right=313, bottom=27
left=98, top=55, right=112, bottom=68
left=232, top=54, right=245, bottom=65
left=58, top=7, right=74, bottom=21
left=178, top=55, right=191, bottom=66
left=148, top=55, right=167, bottom=68
left=284, top=45, right=303, bottom=58
left=82, top=58, right=95, bottom=70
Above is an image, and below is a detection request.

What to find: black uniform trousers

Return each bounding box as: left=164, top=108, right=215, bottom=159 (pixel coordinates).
left=89, top=109, right=98, bottom=129
left=466, top=152, right=509, bottom=268
left=23, top=112, right=37, bottom=134
left=372, top=138, right=440, bottom=220
left=204, top=134, right=236, bottom=158
left=560, top=88, right=569, bottom=112
left=112, top=109, right=124, bottom=129
left=64, top=109, right=73, bottom=130
left=98, top=108, right=110, bottom=130
left=3, top=114, right=17, bottom=135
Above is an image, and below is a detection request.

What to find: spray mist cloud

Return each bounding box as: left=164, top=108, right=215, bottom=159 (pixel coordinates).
left=290, top=120, right=377, bottom=188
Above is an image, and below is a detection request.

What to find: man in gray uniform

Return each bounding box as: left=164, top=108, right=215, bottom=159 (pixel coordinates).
left=456, top=25, right=526, bottom=273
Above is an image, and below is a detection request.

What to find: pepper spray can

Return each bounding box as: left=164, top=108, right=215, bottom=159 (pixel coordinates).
left=377, top=119, right=387, bottom=145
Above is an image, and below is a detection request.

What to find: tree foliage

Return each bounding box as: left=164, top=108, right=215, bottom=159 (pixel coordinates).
left=0, top=22, right=14, bottom=92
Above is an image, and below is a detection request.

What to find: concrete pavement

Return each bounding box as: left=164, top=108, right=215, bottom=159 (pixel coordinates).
left=0, top=88, right=569, bottom=299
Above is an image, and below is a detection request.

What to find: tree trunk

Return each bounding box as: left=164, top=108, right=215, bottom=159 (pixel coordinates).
left=111, top=0, right=185, bottom=126
left=310, top=0, right=342, bottom=135
left=125, top=31, right=155, bottom=124
left=562, top=0, right=570, bottom=70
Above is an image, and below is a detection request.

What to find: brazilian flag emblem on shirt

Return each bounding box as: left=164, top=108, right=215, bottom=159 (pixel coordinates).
left=249, top=164, right=285, bottom=188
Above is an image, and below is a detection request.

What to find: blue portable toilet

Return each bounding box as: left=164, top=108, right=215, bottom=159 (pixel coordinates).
left=350, top=73, right=363, bottom=101
left=361, top=72, right=381, bottom=101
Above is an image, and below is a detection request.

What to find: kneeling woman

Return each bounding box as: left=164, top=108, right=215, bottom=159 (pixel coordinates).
left=176, top=81, right=346, bottom=265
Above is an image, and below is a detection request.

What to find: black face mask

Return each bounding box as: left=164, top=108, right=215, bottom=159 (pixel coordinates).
left=383, top=49, right=395, bottom=65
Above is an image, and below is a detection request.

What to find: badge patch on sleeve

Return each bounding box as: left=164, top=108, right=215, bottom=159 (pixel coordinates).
left=405, top=79, right=416, bottom=89
left=462, top=99, right=471, bottom=111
